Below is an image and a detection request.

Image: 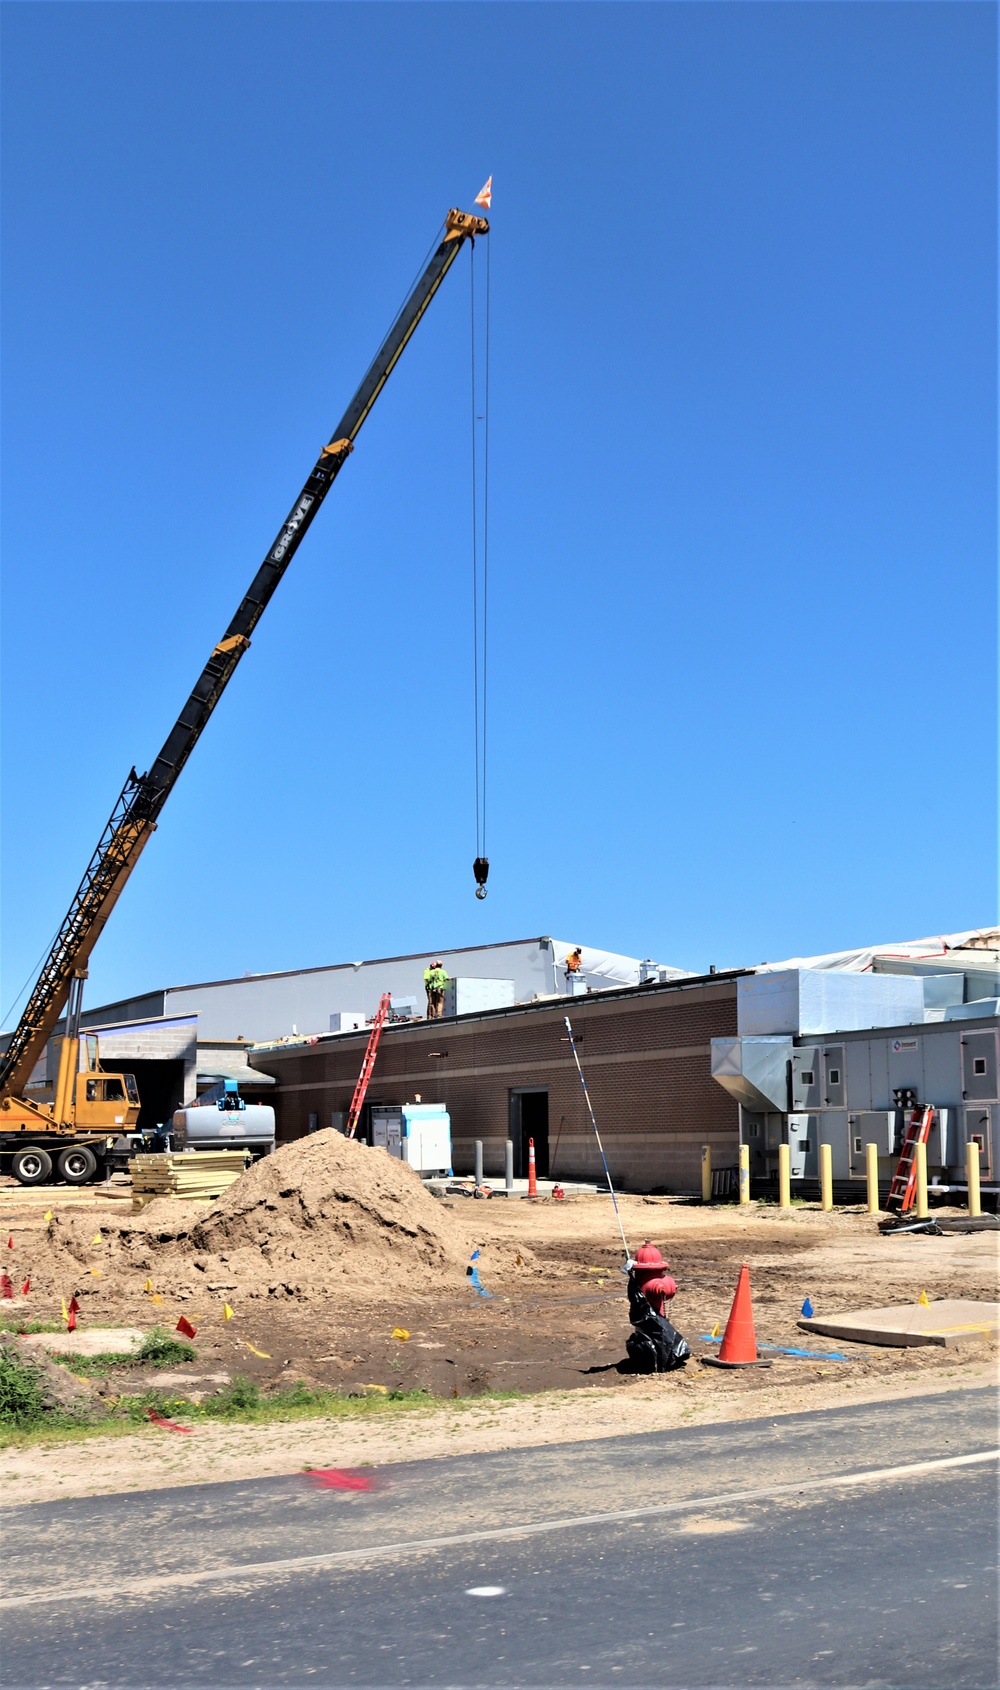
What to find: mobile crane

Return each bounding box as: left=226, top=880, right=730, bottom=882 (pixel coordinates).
left=0, top=204, right=489, bottom=1184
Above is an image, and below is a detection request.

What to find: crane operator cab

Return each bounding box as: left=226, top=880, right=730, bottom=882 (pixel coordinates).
left=77, top=1070, right=140, bottom=1130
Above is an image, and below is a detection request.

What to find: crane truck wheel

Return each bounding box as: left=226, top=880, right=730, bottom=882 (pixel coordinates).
left=11, top=1147, right=53, bottom=1185
left=57, top=1145, right=98, bottom=1185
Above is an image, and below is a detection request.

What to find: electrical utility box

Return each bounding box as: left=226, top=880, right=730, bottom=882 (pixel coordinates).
left=442, top=978, right=515, bottom=1017
left=370, top=1104, right=453, bottom=1178
left=329, top=1011, right=365, bottom=1033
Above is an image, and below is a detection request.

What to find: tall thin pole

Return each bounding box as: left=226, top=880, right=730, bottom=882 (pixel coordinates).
left=564, top=1016, right=630, bottom=1260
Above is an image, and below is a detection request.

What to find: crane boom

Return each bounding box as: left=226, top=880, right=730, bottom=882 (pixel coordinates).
left=1, top=207, right=488, bottom=1101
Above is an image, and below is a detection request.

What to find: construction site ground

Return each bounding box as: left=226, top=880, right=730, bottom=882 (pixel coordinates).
left=1, top=1173, right=996, bottom=1507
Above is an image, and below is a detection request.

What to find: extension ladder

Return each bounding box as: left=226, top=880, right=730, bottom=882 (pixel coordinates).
left=885, top=1105, right=934, bottom=1213
left=345, top=993, right=391, bottom=1139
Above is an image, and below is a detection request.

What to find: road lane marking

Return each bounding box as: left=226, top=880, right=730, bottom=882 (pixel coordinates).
left=2, top=1449, right=996, bottom=1610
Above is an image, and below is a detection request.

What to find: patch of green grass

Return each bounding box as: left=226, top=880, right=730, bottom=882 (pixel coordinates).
left=0, top=1346, right=50, bottom=1430
left=136, top=1329, right=197, bottom=1367
left=0, top=1316, right=68, bottom=1335
left=61, top=1329, right=198, bottom=1378
left=0, top=1378, right=525, bottom=1448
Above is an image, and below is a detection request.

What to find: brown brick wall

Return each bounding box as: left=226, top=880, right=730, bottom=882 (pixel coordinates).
left=251, top=980, right=739, bottom=1193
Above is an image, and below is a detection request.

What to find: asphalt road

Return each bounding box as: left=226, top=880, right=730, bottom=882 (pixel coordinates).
left=2, top=1386, right=997, bottom=1689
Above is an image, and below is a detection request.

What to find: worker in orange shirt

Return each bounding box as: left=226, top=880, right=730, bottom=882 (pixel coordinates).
left=564, top=947, right=583, bottom=981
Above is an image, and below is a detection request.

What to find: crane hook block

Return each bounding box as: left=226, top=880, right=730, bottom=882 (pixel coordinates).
left=473, top=856, right=490, bottom=899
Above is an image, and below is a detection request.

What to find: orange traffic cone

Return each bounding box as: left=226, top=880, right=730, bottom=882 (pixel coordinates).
left=527, top=1137, right=538, bottom=1197
left=700, top=1264, right=771, bottom=1369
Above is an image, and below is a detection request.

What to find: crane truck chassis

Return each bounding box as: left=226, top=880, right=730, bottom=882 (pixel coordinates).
left=0, top=205, right=488, bottom=1183
left=0, top=972, right=140, bottom=1184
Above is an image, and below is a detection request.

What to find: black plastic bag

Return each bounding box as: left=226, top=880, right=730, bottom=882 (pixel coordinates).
left=625, top=1281, right=690, bottom=1373
left=625, top=1315, right=690, bottom=1373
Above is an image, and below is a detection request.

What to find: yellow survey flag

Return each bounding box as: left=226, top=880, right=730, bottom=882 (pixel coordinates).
left=90, top=1268, right=101, bottom=1277
left=151, top=1293, right=164, bottom=1306
left=44, top=1211, right=52, bottom=1222
left=144, top=1278, right=153, bottom=1293
left=391, top=1327, right=410, bottom=1341
left=710, top=1322, right=720, bottom=1339
left=245, top=1342, right=271, bottom=1359
left=918, top=1290, right=930, bottom=1307
left=61, top=1297, right=69, bottom=1322
left=91, top=1233, right=102, bottom=1246
left=223, top=1304, right=234, bottom=1321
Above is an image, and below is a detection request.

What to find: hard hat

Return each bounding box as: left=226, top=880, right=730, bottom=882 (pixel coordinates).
left=632, top=1241, right=671, bottom=1276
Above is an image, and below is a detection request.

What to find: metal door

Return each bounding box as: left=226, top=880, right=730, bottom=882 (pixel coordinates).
left=848, top=1112, right=894, bottom=1177
left=961, top=1031, right=999, bottom=1102
left=790, top=1048, right=822, bottom=1111
left=786, top=1114, right=815, bottom=1178
left=822, top=1046, right=846, bottom=1108
left=964, top=1106, right=993, bottom=1181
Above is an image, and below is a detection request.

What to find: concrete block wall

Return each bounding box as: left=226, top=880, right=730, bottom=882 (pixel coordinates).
left=251, top=977, right=740, bottom=1193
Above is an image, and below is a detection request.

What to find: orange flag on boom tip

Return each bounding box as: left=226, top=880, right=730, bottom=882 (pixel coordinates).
left=474, top=176, right=492, bottom=210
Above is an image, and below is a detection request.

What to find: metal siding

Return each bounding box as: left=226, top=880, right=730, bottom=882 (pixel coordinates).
left=844, top=1039, right=872, bottom=1110
left=923, top=1027, right=962, bottom=1110
left=164, top=943, right=559, bottom=1042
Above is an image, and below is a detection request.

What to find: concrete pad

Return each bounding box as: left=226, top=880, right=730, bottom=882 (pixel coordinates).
left=799, top=1299, right=999, bottom=1349
left=19, top=1328, right=145, bottom=1358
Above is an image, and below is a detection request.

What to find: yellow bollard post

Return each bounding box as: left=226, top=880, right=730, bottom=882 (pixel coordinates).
left=967, top=1138, right=982, bottom=1218
left=701, top=1145, right=712, bottom=1204
left=914, top=1141, right=928, bottom=1219
left=738, top=1143, right=750, bottom=1206
left=866, top=1142, right=880, bottom=1214
left=778, top=1143, right=791, bottom=1210
left=820, top=1142, right=833, bottom=1211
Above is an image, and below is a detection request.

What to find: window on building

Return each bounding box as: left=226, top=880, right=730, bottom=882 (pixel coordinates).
left=973, top=1058, right=987, bottom=1076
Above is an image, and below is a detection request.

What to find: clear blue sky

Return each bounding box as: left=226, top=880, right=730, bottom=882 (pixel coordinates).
left=1, top=2, right=995, bottom=1021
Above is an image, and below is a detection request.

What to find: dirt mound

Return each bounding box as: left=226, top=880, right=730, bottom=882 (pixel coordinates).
left=47, top=1132, right=527, bottom=1302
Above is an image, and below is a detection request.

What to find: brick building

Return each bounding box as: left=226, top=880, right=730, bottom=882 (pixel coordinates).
left=248, top=970, right=743, bottom=1192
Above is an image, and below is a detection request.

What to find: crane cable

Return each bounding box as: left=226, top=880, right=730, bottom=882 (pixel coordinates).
left=471, top=234, right=491, bottom=900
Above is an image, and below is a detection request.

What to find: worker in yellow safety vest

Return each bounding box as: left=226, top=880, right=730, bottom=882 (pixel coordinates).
left=423, top=960, right=449, bottom=1019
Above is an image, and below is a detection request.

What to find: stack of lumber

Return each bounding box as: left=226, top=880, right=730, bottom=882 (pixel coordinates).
left=129, top=1151, right=249, bottom=1211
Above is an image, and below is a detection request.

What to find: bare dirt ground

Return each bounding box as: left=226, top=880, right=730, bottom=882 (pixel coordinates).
left=1, top=1174, right=997, bottom=1506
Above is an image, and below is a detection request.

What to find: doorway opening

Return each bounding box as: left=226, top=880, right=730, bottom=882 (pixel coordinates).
left=509, top=1088, right=549, bottom=1179
left=125, top=1059, right=187, bottom=1132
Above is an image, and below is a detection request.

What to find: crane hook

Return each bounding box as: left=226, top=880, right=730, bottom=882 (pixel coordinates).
left=473, top=857, right=490, bottom=900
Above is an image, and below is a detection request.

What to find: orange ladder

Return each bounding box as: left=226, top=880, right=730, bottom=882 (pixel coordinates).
left=346, top=993, right=391, bottom=1139
left=885, top=1105, right=934, bottom=1213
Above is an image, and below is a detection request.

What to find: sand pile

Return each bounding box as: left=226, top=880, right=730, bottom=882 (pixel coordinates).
left=47, top=1131, right=527, bottom=1303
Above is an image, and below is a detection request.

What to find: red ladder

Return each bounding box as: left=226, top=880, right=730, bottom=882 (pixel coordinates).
left=885, top=1105, right=934, bottom=1213
left=346, top=993, right=391, bottom=1139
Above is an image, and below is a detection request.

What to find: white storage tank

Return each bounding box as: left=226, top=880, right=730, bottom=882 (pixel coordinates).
left=173, top=1080, right=275, bottom=1155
